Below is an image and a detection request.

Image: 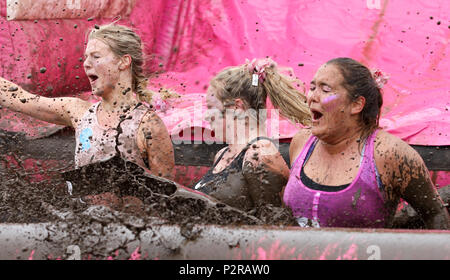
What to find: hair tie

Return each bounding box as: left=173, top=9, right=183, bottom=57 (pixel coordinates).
left=371, top=69, right=389, bottom=89
left=245, top=58, right=274, bottom=86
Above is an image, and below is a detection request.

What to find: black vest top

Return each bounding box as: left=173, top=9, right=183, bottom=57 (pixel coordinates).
left=193, top=137, right=277, bottom=211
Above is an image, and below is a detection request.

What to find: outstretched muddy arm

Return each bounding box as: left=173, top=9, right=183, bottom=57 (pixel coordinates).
left=0, top=77, right=90, bottom=127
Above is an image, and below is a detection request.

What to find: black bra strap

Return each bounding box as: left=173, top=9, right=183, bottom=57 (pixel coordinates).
left=211, top=147, right=229, bottom=168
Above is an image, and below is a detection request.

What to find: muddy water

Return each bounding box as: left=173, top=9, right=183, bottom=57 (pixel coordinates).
left=0, top=129, right=296, bottom=228
left=0, top=144, right=298, bottom=259
left=0, top=129, right=448, bottom=231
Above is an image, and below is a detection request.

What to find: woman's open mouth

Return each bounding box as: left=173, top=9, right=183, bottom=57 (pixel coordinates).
left=88, top=74, right=99, bottom=84
left=311, top=109, right=323, bottom=121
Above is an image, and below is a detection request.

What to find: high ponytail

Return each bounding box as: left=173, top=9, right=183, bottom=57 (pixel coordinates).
left=257, top=59, right=311, bottom=125
left=210, top=58, right=311, bottom=126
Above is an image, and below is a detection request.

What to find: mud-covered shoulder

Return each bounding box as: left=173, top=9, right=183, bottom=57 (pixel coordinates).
left=137, top=110, right=169, bottom=149
left=373, top=130, right=427, bottom=194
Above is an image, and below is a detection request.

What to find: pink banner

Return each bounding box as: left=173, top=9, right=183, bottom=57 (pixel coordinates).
left=1, top=0, right=449, bottom=147
left=149, top=0, right=450, bottom=146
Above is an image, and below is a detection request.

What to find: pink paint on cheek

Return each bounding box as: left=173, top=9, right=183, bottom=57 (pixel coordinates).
left=322, top=94, right=339, bottom=111
left=322, top=94, right=338, bottom=104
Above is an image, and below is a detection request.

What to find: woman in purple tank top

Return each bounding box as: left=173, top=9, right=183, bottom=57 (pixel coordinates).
left=284, top=58, right=449, bottom=229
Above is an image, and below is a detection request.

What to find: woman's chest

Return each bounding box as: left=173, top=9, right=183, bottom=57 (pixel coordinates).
left=303, top=147, right=363, bottom=186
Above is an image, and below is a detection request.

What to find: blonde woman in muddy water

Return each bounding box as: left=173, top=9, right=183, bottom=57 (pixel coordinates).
left=0, top=24, right=175, bottom=210
left=284, top=57, right=449, bottom=229
left=193, top=58, right=311, bottom=213
left=0, top=24, right=173, bottom=177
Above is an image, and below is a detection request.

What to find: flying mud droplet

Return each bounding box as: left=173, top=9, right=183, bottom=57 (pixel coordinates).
left=122, top=87, right=131, bottom=95
left=40, top=67, right=47, bottom=74
left=8, top=86, right=18, bottom=92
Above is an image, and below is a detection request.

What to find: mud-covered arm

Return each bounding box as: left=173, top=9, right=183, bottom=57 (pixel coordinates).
left=0, top=77, right=90, bottom=127
left=137, top=111, right=175, bottom=180
left=375, top=131, right=450, bottom=229
left=242, top=139, right=290, bottom=207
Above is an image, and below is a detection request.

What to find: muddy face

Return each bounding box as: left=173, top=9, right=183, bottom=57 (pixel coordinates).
left=83, top=39, right=121, bottom=98
left=307, top=64, right=356, bottom=143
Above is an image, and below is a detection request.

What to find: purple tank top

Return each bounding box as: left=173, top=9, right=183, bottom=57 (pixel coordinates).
left=283, top=130, right=388, bottom=228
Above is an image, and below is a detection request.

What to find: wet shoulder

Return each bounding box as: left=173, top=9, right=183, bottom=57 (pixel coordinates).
left=214, top=146, right=228, bottom=163
left=374, top=130, right=421, bottom=164
left=289, top=128, right=312, bottom=166
left=137, top=110, right=171, bottom=150
left=374, top=130, right=427, bottom=189
left=139, top=110, right=167, bottom=132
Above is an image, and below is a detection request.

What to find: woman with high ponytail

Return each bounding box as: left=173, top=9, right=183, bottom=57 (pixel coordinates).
left=193, top=58, right=311, bottom=212
left=284, top=57, right=449, bottom=229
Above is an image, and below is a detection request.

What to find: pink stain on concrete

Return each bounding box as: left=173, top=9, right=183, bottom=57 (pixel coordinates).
left=338, top=243, right=359, bottom=260
left=318, top=243, right=339, bottom=260
left=107, top=250, right=119, bottom=260
left=255, top=240, right=298, bottom=260
left=129, top=247, right=141, bottom=260
left=28, top=250, right=35, bottom=260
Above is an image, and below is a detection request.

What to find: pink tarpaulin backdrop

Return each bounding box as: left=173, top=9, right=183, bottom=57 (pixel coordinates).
left=148, top=0, right=450, bottom=145
left=1, top=0, right=449, bottom=145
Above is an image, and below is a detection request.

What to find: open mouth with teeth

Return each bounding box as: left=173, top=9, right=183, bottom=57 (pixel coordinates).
left=311, top=109, right=323, bottom=121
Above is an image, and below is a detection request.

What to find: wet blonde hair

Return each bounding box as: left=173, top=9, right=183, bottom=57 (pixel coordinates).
left=87, top=23, right=152, bottom=103
left=210, top=58, right=311, bottom=125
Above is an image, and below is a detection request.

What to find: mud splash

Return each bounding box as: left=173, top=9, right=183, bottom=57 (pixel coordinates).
left=0, top=143, right=298, bottom=259
left=0, top=145, right=296, bottom=229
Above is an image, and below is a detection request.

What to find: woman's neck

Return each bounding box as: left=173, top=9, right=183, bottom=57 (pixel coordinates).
left=96, top=83, right=139, bottom=127
left=100, top=81, right=139, bottom=114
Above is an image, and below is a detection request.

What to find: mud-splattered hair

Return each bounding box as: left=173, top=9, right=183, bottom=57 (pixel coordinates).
left=326, top=57, right=383, bottom=142
left=209, top=58, right=311, bottom=125
left=87, top=23, right=152, bottom=103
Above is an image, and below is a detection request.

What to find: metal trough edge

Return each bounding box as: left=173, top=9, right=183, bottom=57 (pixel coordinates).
left=0, top=222, right=448, bottom=260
